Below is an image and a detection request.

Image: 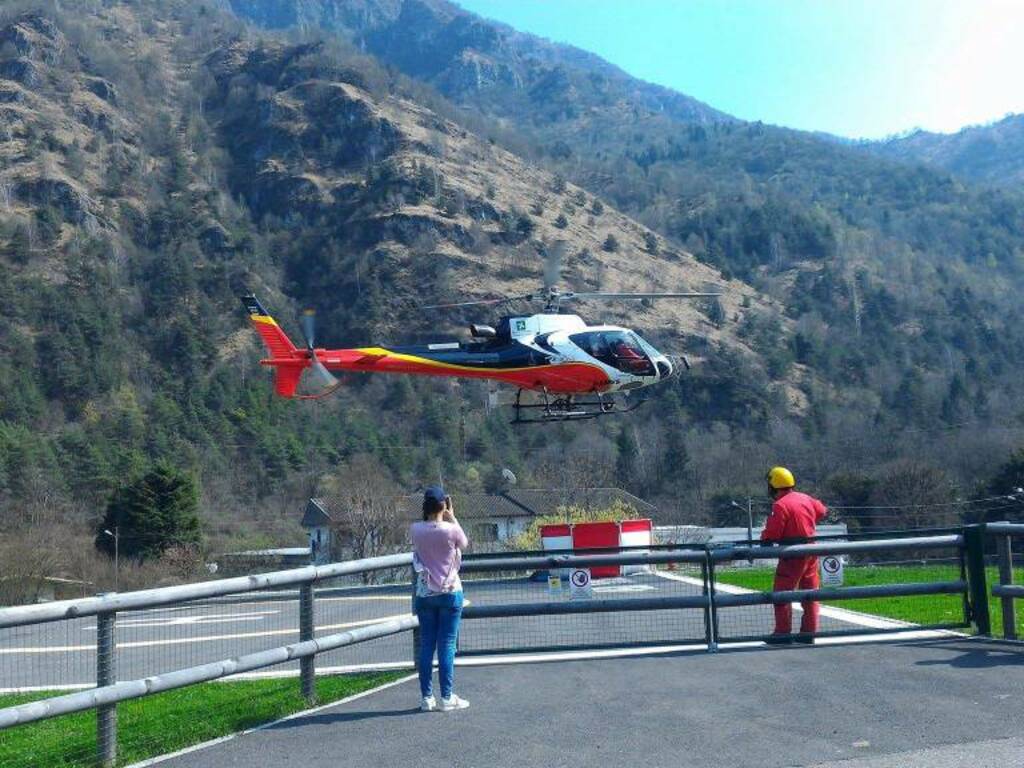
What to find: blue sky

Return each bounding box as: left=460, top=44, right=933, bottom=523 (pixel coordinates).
left=455, top=0, right=1024, bottom=139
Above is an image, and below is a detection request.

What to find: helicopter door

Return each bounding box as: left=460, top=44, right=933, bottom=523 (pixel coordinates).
left=570, top=331, right=656, bottom=376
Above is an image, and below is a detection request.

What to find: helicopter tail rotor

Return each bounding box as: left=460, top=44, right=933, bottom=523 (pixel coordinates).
left=240, top=295, right=342, bottom=399
left=298, top=307, right=340, bottom=392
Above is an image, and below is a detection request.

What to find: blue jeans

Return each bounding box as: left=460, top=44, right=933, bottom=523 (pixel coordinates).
left=415, top=591, right=463, bottom=699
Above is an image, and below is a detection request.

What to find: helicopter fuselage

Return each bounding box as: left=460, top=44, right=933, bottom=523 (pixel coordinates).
left=259, top=313, right=674, bottom=396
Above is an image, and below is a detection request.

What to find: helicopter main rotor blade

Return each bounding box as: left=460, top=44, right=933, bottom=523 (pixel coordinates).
left=563, top=291, right=724, bottom=300
left=422, top=293, right=535, bottom=310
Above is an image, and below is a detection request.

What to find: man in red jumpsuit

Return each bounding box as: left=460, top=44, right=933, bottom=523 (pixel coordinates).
left=761, top=466, right=828, bottom=644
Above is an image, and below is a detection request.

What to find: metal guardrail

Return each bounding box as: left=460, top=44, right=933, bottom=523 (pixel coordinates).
left=0, top=616, right=418, bottom=729
left=0, top=552, right=414, bottom=766
left=0, top=553, right=413, bottom=630
left=460, top=549, right=707, bottom=573
left=987, top=522, right=1023, bottom=640
left=454, top=533, right=973, bottom=655
left=0, top=526, right=1017, bottom=766
left=712, top=534, right=963, bottom=560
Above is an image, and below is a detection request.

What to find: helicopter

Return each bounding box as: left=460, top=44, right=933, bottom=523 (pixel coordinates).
left=241, top=274, right=720, bottom=423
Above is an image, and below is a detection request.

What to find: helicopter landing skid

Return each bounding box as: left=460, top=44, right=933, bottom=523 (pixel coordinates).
left=511, top=389, right=646, bottom=424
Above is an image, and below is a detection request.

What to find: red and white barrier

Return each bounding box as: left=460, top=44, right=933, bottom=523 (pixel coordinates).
left=618, top=519, right=653, bottom=575
left=540, top=519, right=653, bottom=579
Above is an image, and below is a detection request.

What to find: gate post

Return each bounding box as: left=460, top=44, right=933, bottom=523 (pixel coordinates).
left=299, top=582, right=316, bottom=704
left=996, top=534, right=1017, bottom=640
left=96, top=610, right=117, bottom=767
left=702, top=549, right=719, bottom=653
left=963, top=524, right=991, bottom=636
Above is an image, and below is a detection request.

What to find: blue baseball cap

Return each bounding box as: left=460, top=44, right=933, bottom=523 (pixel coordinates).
left=423, top=486, right=446, bottom=504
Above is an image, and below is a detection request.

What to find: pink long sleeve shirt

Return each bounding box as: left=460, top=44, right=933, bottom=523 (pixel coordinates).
left=411, top=520, right=469, bottom=594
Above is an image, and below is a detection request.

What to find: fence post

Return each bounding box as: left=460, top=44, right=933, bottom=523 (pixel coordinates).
left=707, top=551, right=720, bottom=652
left=963, top=524, right=991, bottom=636
left=996, top=534, right=1017, bottom=640
left=410, top=567, right=421, bottom=670
left=299, top=582, right=316, bottom=704
left=96, top=610, right=117, bottom=768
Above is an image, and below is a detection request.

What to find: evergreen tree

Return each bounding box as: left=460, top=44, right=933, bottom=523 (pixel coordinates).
left=615, top=427, right=639, bottom=490
left=986, top=449, right=1024, bottom=497
left=95, top=463, right=201, bottom=561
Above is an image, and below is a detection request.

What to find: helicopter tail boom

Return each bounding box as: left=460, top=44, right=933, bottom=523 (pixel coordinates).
left=241, top=294, right=310, bottom=398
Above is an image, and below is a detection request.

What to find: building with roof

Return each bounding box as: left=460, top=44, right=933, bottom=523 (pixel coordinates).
left=301, top=488, right=656, bottom=561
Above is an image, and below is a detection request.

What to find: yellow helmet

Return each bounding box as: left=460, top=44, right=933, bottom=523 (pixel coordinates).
left=766, top=466, right=795, bottom=490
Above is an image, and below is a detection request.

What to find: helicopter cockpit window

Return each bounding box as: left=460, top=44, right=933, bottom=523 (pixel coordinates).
left=570, top=331, right=656, bottom=376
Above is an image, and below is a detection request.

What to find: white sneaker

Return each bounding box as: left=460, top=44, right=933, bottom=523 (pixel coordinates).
left=420, top=695, right=436, bottom=712
left=438, top=694, right=469, bottom=711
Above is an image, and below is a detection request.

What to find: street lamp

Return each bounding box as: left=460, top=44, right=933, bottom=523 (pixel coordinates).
left=730, top=499, right=754, bottom=546
left=102, top=527, right=119, bottom=592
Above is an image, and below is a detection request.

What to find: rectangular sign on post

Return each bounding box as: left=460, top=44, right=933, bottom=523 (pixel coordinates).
left=820, top=555, right=844, bottom=587
left=547, top=573, right=563, bottom=597
left=570, top=568, right=593, bottom=600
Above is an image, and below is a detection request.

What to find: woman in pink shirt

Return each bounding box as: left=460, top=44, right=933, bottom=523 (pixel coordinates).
left=411, top=486, right=470, bottom=712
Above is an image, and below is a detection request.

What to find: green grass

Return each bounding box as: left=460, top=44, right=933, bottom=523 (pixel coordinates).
left=0, top=671, right=408, bottom=768
left=714, top=564, right=1024, bottom=636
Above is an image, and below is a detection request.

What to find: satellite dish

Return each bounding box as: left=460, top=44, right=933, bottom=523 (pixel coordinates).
left=501, top=468, right=518, bottom=486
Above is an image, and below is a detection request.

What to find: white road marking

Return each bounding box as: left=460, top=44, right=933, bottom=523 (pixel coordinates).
left=84, top=612, right=280, bottom=630
left=123, top=674, right=419, bottom=768
left=101, top=595, right=408, bottom=620
left=0, top=613, right=411, bottom=654
left=592, top=584, right=656, bottom=594
left=170, top=596, right=411, bottom=610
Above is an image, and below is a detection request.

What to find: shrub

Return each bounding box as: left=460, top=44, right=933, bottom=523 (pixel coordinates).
left=508, top=499, right=640, bottom=551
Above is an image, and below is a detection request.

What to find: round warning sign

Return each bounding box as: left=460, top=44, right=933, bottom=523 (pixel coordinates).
left=820, top=555, right=844, bottom=586
left=570, top=568, right=593, bottom=599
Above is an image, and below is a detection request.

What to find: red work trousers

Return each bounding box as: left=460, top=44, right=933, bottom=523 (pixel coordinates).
left=772, top=556, right=820, bottom=635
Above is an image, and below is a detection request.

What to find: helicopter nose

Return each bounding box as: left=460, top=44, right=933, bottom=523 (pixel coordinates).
left=656, top=357, right=673, bottom=379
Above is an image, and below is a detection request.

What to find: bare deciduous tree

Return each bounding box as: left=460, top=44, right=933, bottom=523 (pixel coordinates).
left=319, top=454, right=406, bottom=582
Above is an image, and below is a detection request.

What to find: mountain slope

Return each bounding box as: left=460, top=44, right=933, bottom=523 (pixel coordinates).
left=227, top=0, right=1024, bottom=429
left=225, top=0, right=732, bottom=128
left=0, top=1, right=788, bottom=557
left=200, top=36, right=762, bottom=346
left=867, top=114, right=1024, bottom=188
left=3, top=0, right=1024, bottom=584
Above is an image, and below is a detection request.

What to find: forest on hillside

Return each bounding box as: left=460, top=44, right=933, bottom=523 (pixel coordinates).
left=2, top=0, right=1024, bottom=595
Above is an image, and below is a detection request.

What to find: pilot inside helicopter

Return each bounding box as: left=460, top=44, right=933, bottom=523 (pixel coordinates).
left=570, top=331, right=656, bottom=376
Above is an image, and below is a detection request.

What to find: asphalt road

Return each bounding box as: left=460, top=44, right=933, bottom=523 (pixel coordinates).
left=155, top=638, right=1024, bottom=768
left=0, top=570, right=927, bottom=691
